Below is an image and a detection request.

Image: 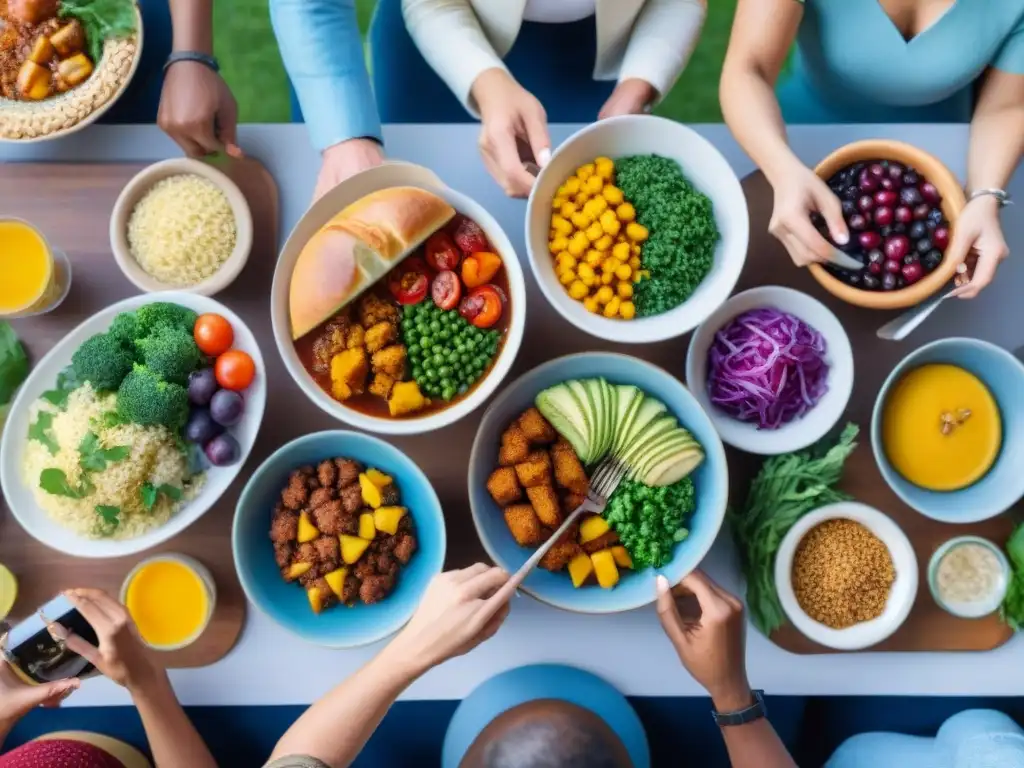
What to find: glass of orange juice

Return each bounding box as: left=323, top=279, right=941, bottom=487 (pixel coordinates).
left=0, top=219, right=72, bottom=318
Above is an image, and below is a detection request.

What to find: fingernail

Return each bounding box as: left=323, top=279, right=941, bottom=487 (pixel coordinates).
left=656, top=575, right=669, bottom=594
left=834, top=232, right=849, bottom=245
left=537, top=148, right=551, bottom=167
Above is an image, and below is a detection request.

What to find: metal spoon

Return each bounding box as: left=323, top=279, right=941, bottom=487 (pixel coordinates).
left=825, top=247, right=865, bottom=272
left=876, top=289, right=956, bottom=342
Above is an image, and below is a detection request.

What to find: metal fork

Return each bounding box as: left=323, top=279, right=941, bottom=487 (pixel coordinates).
left=489, top=455, right=629, bottom=604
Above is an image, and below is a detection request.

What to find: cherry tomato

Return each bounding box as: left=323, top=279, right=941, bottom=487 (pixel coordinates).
left=193, top=313, right=234, bottom=357
left=388, top=257, right=430, bottom=305
left=461, top=251, right=502, bottom=288
left=458, top=285, right=503, bottom=328
left=215, top=349, right=256, bottom=391
left=424, top=231, right=461, bottom=271
left=431, top=270, right=462, bottom=310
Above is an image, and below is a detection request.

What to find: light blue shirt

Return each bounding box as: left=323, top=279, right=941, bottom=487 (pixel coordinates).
left=269, top=0, right=383, bottom=152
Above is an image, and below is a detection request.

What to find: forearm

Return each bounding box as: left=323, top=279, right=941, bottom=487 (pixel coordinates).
left=269, top=643, right=422, bottom=767
left=713, top=690, right=797, bottom=768
left=131, top=672, right=217, bottom=768
left=966, top=86, right=1024, bottom=191
left=168, top=0, right=213, bottom=54
left=270, top=0, right=382, bottom=151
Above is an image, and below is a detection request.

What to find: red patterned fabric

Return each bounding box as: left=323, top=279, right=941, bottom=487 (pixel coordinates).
left=0, top=739, right=126, bottom=768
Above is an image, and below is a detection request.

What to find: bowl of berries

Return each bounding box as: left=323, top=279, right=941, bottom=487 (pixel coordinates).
left=809, top=140, right=965, bottom=310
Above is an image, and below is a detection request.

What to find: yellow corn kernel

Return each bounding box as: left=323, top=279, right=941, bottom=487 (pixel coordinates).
left=552, top=196, right=567, bottom=210
left=582, top=197, right=605, bottom=219
left=595, top=157, right=615, bottom=179
left=568, top=231, right=589, bottom=255
left=611, top=241, right=631, bottom=261
left=551, top=215, right=573, bottom=236
left=603, top=296, right=622, bottom=318
left=601, top=272, right=614, bottom=285
left=599, top=210, right=621, bottom=236
left=616, top=202, right=636, bottom=222
left=564, top=177, right=581, bottom=195
left=585, top=249, right=604, bottom=267
left=576, top=163, right=595, bottom=181
left=628, top=255, right=641, bottom=270
left=555, top=251, right=576, bottom=269
left=556, top=183, right=570, bottom=197
left=619, top=301, right=636, bottom=320
left=577, top=262, right=596, bottom=281
left=585, top=222, right=604, bottom=242
left=580, top=272, right=597, bottom=288
left=602, top=185, right=624, bottom=205
left=569, top=211, right=591, bottom=230
left=573, top=192, right=590, bottom=206
left=595, top=285, right=614, bottom=304
left=549, top=236, right=569, bottom=254
left=568, top=280, right=589, bottom=299
left=617, top=281, right=634, bottom=299
left=602, top=257, right=622, bottom=274
left=626, top=222, right=649, bottom=242
left=558, top=269, right=576, bottom=286
left=594, top=234, right=614, bottom=252
left=615, top=263, right=632, bottom=281
left=584, top=175, right=604, bottom=196
left=582, top=296, right=601, bottom=313
left=559, top=201, right=577, bottom=218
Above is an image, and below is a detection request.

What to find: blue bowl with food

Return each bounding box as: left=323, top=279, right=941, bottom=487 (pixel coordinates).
left=233, top=430, right=445, bottom=647
left=468, top=352, right=729, bottom=613
left=871, top=338, right=1024, bottom=523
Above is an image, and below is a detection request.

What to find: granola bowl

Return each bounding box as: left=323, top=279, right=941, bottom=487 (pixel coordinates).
left=0, top=3, right=143, bottom=142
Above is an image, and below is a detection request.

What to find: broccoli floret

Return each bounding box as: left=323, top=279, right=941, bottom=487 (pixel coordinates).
left=116, top=364, right=189, bottom=431
left=107, top=312, right=139, bottom=351
left=71, top=333, right=134, bottom=391
left=135, top=302, right=198, bottom=337
left=134, top=324, right=204, bottom=385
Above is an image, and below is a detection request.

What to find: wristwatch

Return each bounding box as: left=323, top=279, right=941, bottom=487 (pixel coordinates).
left=968, top=188, right=1012, bottom=208
left=712, top=689, right=766, bottom=727
left=164, top=51, right=220, bottom=74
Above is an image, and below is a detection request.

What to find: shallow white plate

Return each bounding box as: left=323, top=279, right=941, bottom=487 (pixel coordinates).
left=685, top=286, right=854, bottom=455
left=0, top=292, right=266, bottom=558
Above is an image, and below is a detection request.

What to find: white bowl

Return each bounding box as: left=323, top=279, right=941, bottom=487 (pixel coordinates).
left=685, top=286, right=854, bottom=455
left=109, top=159, right=254, bottom=297
left=525, top=115, right=748, bottom=344
left=119, top=553, right=216, bottom=651
left=0, top=292, right=266, bottom=558
left=775, top=502, right=918, bottom=651
left=927, top=536, right=1010, bottom=619
left=271, top=162, right=526, bottom=436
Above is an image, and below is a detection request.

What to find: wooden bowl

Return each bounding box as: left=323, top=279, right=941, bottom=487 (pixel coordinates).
left=809, top=140, right=965, bottom=310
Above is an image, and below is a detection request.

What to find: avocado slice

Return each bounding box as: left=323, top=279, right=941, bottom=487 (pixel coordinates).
left=645, top=447, right=705, bottom=486
left=634, top=430, right=700, bottom=481
left=597, top=378, right=616, bottom=460
left=611, top=385, right=642, bottom=457
left=620, top=415, right=679, bottom=472
left=567, top=380, right=600, bottom=463
left=536, top=384, right=589, bottom=459
left=617, top=398, right=668, bottom=463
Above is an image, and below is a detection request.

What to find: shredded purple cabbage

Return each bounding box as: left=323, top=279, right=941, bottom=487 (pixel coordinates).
left=706, top=308, right=829, bottom=430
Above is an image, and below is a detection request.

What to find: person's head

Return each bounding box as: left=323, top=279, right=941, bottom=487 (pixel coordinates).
left=460, top=699, right=633, bottom=768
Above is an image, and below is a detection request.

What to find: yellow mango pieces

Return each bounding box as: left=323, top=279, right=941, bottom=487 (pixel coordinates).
left=340, top=534, right=370, bottom=564
left=359, top=473, right=383, bottom=508
left=374, top=506, right=406, bottom=535
left=579, top=515, right=610, bottom=544
left=591, top=550, right=620, bottom=589
left=568, top=553, right=594, bottom=588
left=358, top=513, right=376, bottom=541
left=284, top=561, right=311, bottom=582
left=365, top=468, right=392, bottom=489
left=297, top=510, right=319, bottom=543
left=307, top=587, right=326, bottom=614
left=610, top=546, right=633, bottom=569
left=323, top=568, right=348, bottom=599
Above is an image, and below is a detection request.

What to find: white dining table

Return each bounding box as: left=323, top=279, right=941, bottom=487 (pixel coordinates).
left=2, top=122, right=1023, bottom=707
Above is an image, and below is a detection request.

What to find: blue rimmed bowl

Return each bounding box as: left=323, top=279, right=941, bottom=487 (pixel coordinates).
left=871, top=338, right=1024, bottom=524
left=468, top=352, right=729, bottom=613
left=233, top=430, right=446, bottom=647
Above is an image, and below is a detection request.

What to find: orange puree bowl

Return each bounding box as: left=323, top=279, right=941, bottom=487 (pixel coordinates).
left=120, top=554, right=216, bottom=651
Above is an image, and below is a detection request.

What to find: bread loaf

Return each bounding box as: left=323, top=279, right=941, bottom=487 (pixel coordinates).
left=289, top=186, right=456, bottom=339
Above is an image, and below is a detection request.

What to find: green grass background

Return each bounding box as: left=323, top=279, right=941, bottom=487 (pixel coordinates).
left=213, top=0, right=736, bottom=125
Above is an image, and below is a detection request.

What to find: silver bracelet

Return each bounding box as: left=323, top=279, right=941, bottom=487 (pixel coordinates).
left=967, top=188, right=1012, bottom=207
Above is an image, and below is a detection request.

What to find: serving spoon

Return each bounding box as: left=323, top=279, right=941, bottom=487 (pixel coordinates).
left=876, top=288, right=955, bottom=342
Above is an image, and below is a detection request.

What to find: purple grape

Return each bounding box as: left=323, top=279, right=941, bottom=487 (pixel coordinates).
left=184, top=408, right=223, bottom=444
left=209, top=389, right=244, bottom=427
left=874, top=207, right=893, bottom=227
left=895, top=206, right=913, bottom=224
left=204, top=433, right=241, bottom=467
left=902, top=262, right=924, bottom=284
left=187, top=368, right=218, bottom=407
left=920, top=182, right=941, bottom=204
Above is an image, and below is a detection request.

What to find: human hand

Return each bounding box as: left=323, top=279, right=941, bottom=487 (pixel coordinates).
left=388, top=564, right=511, bottom=674
left=472, top=68, right=551, bottom=198
left=656, top=571, right=751, bottom=711
left=768, top=164, right=849, bottom=267
left=598, top=78, right=657, bottom=120
left=0, top=660, right=79, bottom=727
left=947, top=196, right=1009, bottom=299
left=313, top=138, right=384, bottom=202
left=59, top=589, right=162, bottom=693
left=158, top=61, right=241, bottom=159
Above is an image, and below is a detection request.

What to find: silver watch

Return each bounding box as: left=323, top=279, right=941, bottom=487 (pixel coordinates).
left=968, top=188, right=1012, bottom=207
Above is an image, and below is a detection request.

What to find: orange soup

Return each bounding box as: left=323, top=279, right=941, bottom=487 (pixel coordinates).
left=125, top=559, right=211, bottom=648
left=0, top=220, right=52, bottom=315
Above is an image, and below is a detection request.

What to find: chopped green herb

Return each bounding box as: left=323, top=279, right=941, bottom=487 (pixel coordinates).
left=94, top=504, right=120, bottom=533
left=59, top=0, right=137, bottom=63
left=96, top=410, right=129, bottom=428
left=0, top=322, right=28, bottom=407
left=39, top=468, right=92, bottom=499
left=140, top=482, right=182, bottom=511
left=28, top=412, right=60, bottom=455
left=78, top=431, right=130, bottom=472
left=40, top=367, right=82, bottom=409
left=1001, top=523, right=1024, bottom=630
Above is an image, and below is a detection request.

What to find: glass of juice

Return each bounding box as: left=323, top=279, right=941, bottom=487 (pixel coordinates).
left=0, top=219, right=72, bottom=318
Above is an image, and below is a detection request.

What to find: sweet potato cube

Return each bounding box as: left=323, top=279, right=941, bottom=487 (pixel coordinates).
left=358, top=513, right=376, bottom=540
left=307, top=586, right=326, bottom=614
left=579, top=515, right=610, bottom=544
left=498, top=426, right=530, bottom=466
left=568, top=553, right=594, bottom=588
left=365, top=468, right=392, bottom=489
left=591, top=550, right=620, bottom=589
left=284, top=561, right=312, bottom=582
left=323, top=567, right=348, bottom=598
left=526, top=485, right=561, bottom=528
left=50, top=20, right=85, bottom=57
left=16, top=60, right=50, bottom=100
left=340, top=534, right=370, bottom=564
left=359, top=473, right=383, bottom=508
left=297, top=510, right=319, bottom=543
left=518, top=407, right=557, bottom=444
left=514, top=452, right=551, bottom=488
left=373, top=506, right=406, bottom=535
left=610, top=546, right=633, bottom=569
left=56, top=53, right=92, bottom=88
left=28, top=35, right=54, bottom=65
left=388, top=381, right=428, bottom=417
left=503, top=504, right=544, bottom=547
left=486, top=467, right=521, bottom=506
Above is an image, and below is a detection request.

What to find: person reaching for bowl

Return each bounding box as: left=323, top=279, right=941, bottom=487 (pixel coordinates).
left=719, top=0, right=1024, bottom=298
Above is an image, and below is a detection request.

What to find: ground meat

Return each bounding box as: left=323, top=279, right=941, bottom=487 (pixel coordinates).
left=374, top=552, right=398, bottom=578
left=375, top=536, right=397, bottom=555
left=295, top=541, right=319, bottom=566
left=311, top=499, right=346, bottom=535
left=337, top=512, right=359, bottom=536
left=313, top=535, right=340, bottom=571
left=397, top=515, right=413, bottom=535
left=354, top=559, right=376, bottom=580
left=297, top=465, right=315, bottom=478
left=394, top=534, right=417, bottom=565
left=340, top=484, right=363, bottom=514
left=298, top=569, right=321, bottom=588
left=269, top=508, right=298, bottom=543
left=308, top=486, right=335, bottom=509
left=359, top=574, right=394, bottom=605
left=317, top=460, right=337, bottom=488
left=273, top=541, right=294, bottom=568
left=380, top=484, right=401, bottom=506
left=281, top=473, right=309, bottom=510
left=342, top=573, right=360, bottom=604
left=335, top=459, right=361, bottom=488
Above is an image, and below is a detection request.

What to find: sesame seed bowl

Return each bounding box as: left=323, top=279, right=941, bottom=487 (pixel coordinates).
left=774, top=501, right=917, bottom=651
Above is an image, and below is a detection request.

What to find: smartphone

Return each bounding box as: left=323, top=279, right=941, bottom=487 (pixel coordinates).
left=0, top=595, right=99, bottom=684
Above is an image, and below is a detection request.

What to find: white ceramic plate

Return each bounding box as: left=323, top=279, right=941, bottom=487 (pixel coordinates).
left=0, top=292, right=266, bottom=558
left=685, top=286, right=854, bottom=455
left=774, top=502, right=917, bottom=651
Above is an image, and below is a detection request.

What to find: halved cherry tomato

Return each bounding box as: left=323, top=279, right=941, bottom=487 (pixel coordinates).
left=215, top=349, right=256, bottom=390
left=431, top=270, right=462, bottom=310
left=424, top=231, right=461, bottom=271
left=461, top=251, right=502, bottom=289
left=388, top=257, right=430, bottom=305
left=194, top=313, right=234, bottom=356
left=458, top=285, right=503, bottom=328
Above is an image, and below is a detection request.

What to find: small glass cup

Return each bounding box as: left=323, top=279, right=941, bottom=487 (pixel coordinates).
left=0, top=218, right=72, bottom=318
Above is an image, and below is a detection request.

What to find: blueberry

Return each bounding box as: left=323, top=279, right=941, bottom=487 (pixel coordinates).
left=916, top=238, right=933, bottom=255
left=843, top=185, right=860, bottom=201
left=909, top=221, right=928, bottom=240
left=879, top=225, right=894, bottom=237
left=900, top=187, right=923, bottom=206
left=867, top=249, right=884, bottom=265
left=862, top=275, right=881, bottom=290
left=902, top=171, right=919, bottom=186
left=923, top=250, right=943, bottom=270
left=841, top=199, right=857, bottom=217
left=927, top=208, right=945, bottom=225
left=847, top=272, right=862, bottom=286
left=893, top=223, right=908, bottom=235
left=882, top=273, right=898, bottom=291
left=903, top=253, right=919, bottom=265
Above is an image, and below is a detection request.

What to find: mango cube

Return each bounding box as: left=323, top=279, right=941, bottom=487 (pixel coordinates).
left=358, top=513, right=376, bottom=541
left=340, top=535, right=370, bottom=564
left=579, top=516, right=611, bottom=544
left=323, top=568, right=348, bottom=599
left=297, top=510, right=319, bottom=543
left=591, top=550, right=619, bottom=589
left=374, top=506, right=406, bottom=535
left=568, top=553, right=594, bottom=588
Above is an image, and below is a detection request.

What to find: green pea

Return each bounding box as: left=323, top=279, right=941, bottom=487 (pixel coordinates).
left=420, top=338, right=432, bottom=350
left=428, top=320, right=439, bottom=333
left=442, top=387, right=455, bottom=401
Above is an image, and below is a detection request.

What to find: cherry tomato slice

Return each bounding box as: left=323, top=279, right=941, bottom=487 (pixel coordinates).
left=431, top=270, right=462, bottom=310
left=194, top=313, right=234, bottom=356
left=388, top=258, right=430, bottom=305
left=424, top=231, right=461, bottom=272
left=215, top=349, right=256, bottom=391
left=459, top=285, right=503, bottom=329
